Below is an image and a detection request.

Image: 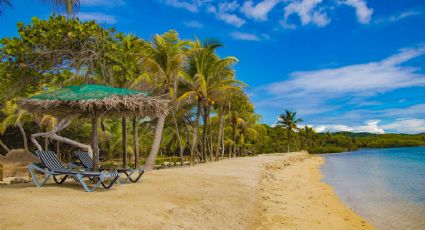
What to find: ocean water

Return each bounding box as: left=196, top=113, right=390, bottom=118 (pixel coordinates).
left=322, top=147, right=425, bottom=230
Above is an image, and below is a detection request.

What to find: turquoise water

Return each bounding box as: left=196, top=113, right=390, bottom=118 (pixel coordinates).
left=322, top=147, right=425, bottom=230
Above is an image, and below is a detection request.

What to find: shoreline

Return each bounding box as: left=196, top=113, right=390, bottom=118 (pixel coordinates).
left=0, top=152, right=373, bottom=229
left=255, top=153, right=373, bottom=229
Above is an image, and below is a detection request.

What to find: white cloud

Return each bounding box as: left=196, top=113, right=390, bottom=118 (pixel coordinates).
left=283, top=0, right=330, bottom=28
left=265, top=45, right=425, bottom=97
left=381, top=119, right=425, bottom=134
left=240, top=0, right=281, bottom=21
left=388, top=10, right=421, bottom=22
left=80, top=0, right=125, bottom=7
left=314, top=120, right=385, bottom=134
left=77, top=12, right=117, bottom=24
left=339, top=0, right=373, bottom=24
left=159, top=0, right=375, bottom=28
left=163, top=0, right=210, bottom=12
left=183, top=20, right=203, bottom=28
left=230, top=31, right=261, bottom=41
left=313, top=119, right=425, bottom=134
left=252, top=45, right=425, bottom=132
left=208, top=1, right=246, bottom=27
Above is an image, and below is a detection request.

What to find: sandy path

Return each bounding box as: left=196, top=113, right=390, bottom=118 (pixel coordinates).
left=0, top=153, right=372, bottom=230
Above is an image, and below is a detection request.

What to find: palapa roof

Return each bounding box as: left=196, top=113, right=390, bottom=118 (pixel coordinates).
left=20, top=84, right=169, bottom=118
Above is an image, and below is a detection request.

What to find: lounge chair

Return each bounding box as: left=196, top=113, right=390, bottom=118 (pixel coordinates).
left=74, top=150, right=144, bottom=183
left=28, top=150, right=120, bottom=192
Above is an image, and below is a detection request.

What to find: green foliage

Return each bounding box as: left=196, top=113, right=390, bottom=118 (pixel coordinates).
left=308, top=146, right=346, bottom=154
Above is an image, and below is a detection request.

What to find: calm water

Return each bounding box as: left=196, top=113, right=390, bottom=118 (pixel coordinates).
left=322, top=147, right=425, bottom=230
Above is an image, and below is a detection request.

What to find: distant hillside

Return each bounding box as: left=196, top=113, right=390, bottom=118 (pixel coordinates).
left=333, top=132, right=377, bottom=137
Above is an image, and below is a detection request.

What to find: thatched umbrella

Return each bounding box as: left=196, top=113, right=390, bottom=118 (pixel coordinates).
left=20, top=84, right=169, bottom=171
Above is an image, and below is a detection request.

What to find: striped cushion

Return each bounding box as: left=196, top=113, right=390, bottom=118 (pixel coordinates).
left=75, top=150, right=94, bottom=169
left=36, top=150, right=72, bottom=174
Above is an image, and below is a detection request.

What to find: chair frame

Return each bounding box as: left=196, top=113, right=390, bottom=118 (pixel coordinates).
left=28, top=150, right=120, bottom=192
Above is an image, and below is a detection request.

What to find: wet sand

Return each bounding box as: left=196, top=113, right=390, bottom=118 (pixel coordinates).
left=0, top=152, right=373, bottom=229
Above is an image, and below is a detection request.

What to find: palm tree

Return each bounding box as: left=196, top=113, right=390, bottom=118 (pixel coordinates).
left=277, top=110, right=303, bottom=152
left=134, top=30, right=188, bottom=166
left=0, top=100, right=32, bottom=150
left=178, top=38, right=244, bottom=163
left=300, top=125, right=316, bottom=149
left=0, top=0, right=79, bottom=16
left=177, top=38, right=221, bottom=164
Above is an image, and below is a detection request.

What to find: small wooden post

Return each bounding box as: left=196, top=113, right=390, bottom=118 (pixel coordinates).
left=133, top=117, right=139, bottom=169
left=92, top=113, right=99, bottom=171
left=0, top=162, right=3, bottom=182
left=122, top=117, right=128, bottom=169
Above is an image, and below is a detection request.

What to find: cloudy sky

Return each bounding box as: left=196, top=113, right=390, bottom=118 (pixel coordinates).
left=1, top=0, right=425, bottom=133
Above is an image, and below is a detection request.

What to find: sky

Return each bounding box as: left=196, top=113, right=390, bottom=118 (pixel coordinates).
left=1, top=0, right=425, bottom=134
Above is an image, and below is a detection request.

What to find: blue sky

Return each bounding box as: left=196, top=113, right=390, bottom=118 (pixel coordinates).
left=1, top=0, right=425, bottom=133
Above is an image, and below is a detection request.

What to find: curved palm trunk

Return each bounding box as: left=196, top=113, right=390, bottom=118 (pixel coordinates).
left=122, top=116, right=127, bottom=168
left=17, top=123, right=28, bottom=151
left=190, top=102, right=202, bottom=166
left=133, top=117, right=140, bottom=169
left=145, top=115, right=166, bottom=171
left=0, top=139, right=10, bottom=153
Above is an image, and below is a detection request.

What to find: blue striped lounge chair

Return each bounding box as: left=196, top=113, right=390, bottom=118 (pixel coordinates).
left=28, top=150, right=120, bottom=192
left=74, top=150, right=144, bottom=183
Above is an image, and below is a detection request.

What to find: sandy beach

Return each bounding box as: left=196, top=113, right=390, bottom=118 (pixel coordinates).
left=0, top=152, right=373, bottom=230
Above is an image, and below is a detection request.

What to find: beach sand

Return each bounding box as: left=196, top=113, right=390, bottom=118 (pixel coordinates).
left=0, top=152, right=373, bottom=229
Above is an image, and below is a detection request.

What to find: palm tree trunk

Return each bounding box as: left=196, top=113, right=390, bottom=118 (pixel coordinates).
left=287, top=129, right=291, bottom=153
left=215, top=108, right=224, bottom=161
left=173, top=113, right=184, bottom=166
left=145, top=115, right=166, bottom=171
left=0, top=139, right=10, bottom=153
left=221, top=123, right=225, bottom=159
left=122, top=116, right=127, bottom=168
left=92, top=114, right=100, bottom=171
left=232, top=119, right=237, bottom=158
left=17, top=123, right=28, bottom=151
left=208, top=124, right=213, bottom=161
left=190, top=102, right=202, bottom=166
left=201, top=106, right=210, bottom=162
left=133, top=117, right=140, bottom=169
left=172, top=80, right=184, bottom=166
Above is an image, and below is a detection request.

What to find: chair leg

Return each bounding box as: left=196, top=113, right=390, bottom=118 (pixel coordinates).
left=101, top=175, right=120, bottom=189
left=124, top=170, right=144, bottom=183
left=74, top=174, right=104, bottom=192
left=53, top=175, right=68, bottom=184
left=28, top=163, right=51, bottom=188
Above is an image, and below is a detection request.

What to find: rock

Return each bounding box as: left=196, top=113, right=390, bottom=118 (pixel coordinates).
left=10, top=177, right=30, bottom=184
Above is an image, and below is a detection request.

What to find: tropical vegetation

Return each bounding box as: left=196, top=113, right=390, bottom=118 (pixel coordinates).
left=0, top=16, right=424, bottom=167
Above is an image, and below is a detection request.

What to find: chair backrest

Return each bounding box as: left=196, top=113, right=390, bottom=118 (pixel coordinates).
left=36, top=150, right=68, bottom=173
left=75, top=150, right=94, bottom=169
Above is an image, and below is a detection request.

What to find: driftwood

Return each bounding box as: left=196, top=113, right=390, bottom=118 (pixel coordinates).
left=30, top=117, right=93, bottom=158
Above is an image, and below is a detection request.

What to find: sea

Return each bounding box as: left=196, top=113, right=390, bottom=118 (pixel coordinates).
left=321, top=146, right=425, bottom=230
